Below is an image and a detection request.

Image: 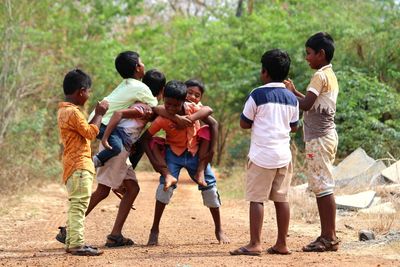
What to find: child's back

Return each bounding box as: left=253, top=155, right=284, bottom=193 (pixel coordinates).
left=232, top=49, right=297, bottom=256
left=243, top=84, right=298, bottom=168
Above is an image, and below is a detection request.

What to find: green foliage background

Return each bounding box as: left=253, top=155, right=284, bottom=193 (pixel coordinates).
left=1, top=0, right=399, bottom=194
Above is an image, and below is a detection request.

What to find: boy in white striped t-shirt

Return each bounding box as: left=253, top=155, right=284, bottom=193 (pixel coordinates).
left=230, top=49, right=298, bottom=256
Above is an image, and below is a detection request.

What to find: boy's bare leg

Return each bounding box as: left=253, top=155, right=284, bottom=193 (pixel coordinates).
left=317, top=194, right=337, bottom=240
left=153, top=144, right=177, bottom=191
left=109, top=179, right=140, bottom=236
left=194, top=139, right=209, bottom=187
left=85, top=183, right=111, bottom=216
left=272, top=201, right=291, bottom=254
left=232, top=202, right=263, bottom=253
left=147, top=200, right=167, bottom=246
left=209, top=207, right=230, bottom=244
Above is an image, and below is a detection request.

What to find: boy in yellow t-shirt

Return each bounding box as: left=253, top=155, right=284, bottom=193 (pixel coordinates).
left=285, top=32, right=340, bottom=252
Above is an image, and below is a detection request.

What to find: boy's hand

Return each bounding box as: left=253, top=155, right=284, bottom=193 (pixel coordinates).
left=101, top=137, right=113, bottom=150
left=284, top=79, right=296, bottom=93
left=95, top=100, right=109, bottom=116
left=140, top=105, right=153, bottom=120
left=174, top=115, right=193, bottom=129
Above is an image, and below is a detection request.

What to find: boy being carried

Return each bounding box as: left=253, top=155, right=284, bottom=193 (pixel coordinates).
left=142, top=80, right=230, bottom=246
left=57, top=69, right=108, bottom=256
left=230, top=49, right=298, bottom=256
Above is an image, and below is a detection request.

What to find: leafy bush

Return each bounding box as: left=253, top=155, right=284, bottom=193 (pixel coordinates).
left=336, top=69, right=400, bottom=159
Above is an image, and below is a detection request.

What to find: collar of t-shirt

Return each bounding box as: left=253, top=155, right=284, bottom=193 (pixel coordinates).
left=318, top=64, right=332, bottom=71
left=257, top=82, right=286, bottom=89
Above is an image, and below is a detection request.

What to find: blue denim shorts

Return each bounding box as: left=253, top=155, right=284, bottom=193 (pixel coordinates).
left=160, top=146, right=216, bottom=191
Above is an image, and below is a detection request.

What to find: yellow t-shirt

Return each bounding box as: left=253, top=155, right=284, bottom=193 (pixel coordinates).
left=303, top=64, right=339, bottom=141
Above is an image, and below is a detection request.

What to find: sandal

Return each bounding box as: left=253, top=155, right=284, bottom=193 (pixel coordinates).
left=68, top=245, right=103, bottom=256
left=105, top=234, right=135, bottom=247
left=112, top=189, right=136, bottom=210
left=56, top=226, right=67, bottom=244
left=302, top=236, right=340, bottom=252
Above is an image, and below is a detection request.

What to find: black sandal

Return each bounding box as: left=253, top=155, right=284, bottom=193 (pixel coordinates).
left=105, top=234, right=135, bottom=247
left=56, top=226, right=67, bottom=244
left=68, top=245, right=103, bottom=256
left=302, top=236, right=340, bottom=252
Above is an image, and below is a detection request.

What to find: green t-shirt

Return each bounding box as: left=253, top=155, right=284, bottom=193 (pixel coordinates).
left=89, top=78, right=157, bottom=125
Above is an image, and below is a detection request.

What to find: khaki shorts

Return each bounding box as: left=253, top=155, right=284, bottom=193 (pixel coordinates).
left=96, top=144, right=138, bottom=190
left=305, top=131, right=338, bottom=198
left=246, top=161, right=293, bottom=203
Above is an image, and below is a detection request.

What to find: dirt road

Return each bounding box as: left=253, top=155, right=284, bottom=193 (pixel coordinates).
left=0, top=171, right=399, bottom=266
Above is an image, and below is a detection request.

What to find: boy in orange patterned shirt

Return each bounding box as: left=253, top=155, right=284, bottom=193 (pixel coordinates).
left=57, top=69, right=108, bottom=256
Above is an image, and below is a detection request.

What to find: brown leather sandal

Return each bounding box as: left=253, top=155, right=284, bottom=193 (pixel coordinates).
left=302, top=236, right=340, bottom=252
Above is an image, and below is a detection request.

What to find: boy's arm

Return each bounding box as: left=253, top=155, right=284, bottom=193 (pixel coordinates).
left=101, top=106, right=152, bottom=150
left=76, top=100, right=108, bottom=140
left=88, top=100, right=109, bottom=128
left=284, top=79, right=318, bottom=111
left=240, top=94, right=255, bottom=129
left=153, top=105, right=193, bottom=128
left=240, top=118, right=252, bottom=129
left=201, top=115, right=218, bottom=162
left=187, top=105, right=213, bottom=122
left=141, top=130, right=170, bottom=177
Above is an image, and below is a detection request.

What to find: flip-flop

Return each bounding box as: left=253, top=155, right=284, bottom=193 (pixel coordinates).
left=266, top=246, right=292, bottom=255
left=229, top=247, right=261, bottom=256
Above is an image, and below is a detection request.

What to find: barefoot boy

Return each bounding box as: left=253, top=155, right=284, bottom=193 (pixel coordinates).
left=284, top=32, right=340, bottom=252
left=57, top=69, right=108, bottom=256
left=231, top=49, right=298, bottom=256
left=142, top=80, right=230, bottom=246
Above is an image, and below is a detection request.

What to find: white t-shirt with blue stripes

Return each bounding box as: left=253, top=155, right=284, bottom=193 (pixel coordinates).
left=241, top=82, right=299, bottom=169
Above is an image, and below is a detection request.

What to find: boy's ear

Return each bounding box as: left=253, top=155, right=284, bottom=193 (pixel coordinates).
left=318, top=49, right=326, bottom=59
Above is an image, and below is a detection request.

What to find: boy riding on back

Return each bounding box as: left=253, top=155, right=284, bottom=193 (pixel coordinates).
left=149, top=79, right=217, bottom=187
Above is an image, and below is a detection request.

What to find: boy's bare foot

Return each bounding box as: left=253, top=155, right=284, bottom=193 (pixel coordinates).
left=163, top=174, right=177, bottom=192
left=194, top=171, right=207, bottom=187
left=147, top=230, right=159, bottom=246
left=216, top=229, right=230, bottom=244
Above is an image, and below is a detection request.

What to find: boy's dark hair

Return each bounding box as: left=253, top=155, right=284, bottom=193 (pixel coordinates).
left=63, top=69, right=92, bottom=95
left=143, top=69, right=166, bottom=97
left=163, top=80, right=187, bottom=101
left=184, top=79, right=205, bottom=94
left=305, top=32, right=335, bottom=62
left=261, top=49, right=291, bottom=82
left=115, top=51, right=140, bottom=79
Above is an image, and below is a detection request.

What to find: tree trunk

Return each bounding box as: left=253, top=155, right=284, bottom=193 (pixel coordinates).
left=236, top=0, right=243, bottom=17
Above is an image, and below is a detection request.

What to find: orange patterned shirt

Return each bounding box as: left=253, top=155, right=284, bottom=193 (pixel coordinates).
left=57, top=102, right=99, bottom=183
